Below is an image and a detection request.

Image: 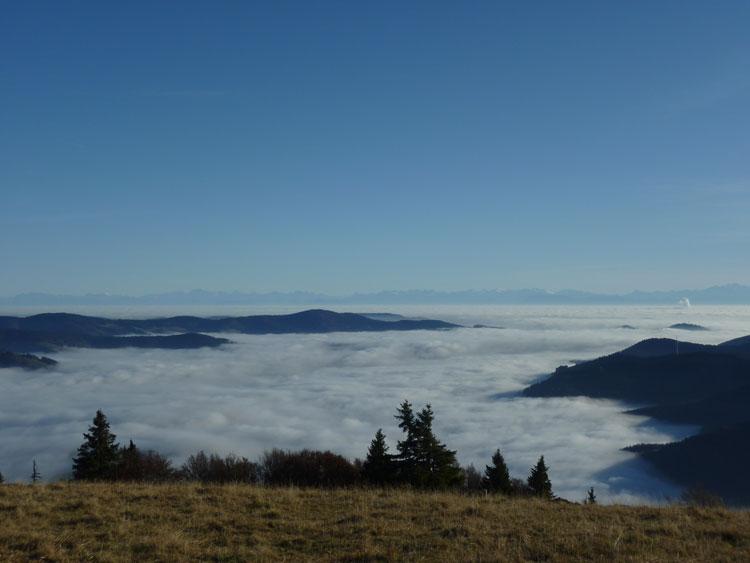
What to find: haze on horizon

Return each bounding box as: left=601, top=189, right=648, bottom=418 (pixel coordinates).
left=2, top=2, right=749, bottom=298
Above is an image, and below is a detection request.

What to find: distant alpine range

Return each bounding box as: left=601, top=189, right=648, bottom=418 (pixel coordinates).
left=0, top=309, right=458, bottom=365
left=3, top=283, right=750, bottom=305
left=524, top=335, right=750, bottom=505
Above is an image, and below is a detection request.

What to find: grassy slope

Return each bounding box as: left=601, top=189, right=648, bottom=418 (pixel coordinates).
left=1, top=483, right=749, bottom=562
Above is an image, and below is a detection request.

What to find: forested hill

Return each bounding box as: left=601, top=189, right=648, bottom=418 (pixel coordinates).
left=0, top=309, right=459, bottom=337
left=523, top=336, right=750, bottom=506
left=0, top=349, right=57, bottom=369
left=522, top=335, right=750, bottom=429
left=523, top=336, right=750, bottom=403
left=0, top=330, right=230, bottom=354
left=0, top=310, right=459, bottom=355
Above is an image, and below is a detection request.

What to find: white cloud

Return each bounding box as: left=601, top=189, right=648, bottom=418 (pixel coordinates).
left=1, top=305, right=748, bottom=503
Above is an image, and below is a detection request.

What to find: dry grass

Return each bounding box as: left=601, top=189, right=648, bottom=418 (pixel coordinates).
left=1, top=482, right=749, bottom=562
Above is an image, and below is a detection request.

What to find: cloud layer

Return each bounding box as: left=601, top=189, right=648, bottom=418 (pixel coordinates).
left=2, top=304, right=748, bottom=503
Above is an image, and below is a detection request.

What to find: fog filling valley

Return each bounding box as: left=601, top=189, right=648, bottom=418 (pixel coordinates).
left=2, top=305, right=749, bottom=503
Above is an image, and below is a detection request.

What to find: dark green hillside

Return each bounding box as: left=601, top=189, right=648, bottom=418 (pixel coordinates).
left=627, top=384, right=750, bottom=429
left=523, top=335, right=750, bottom=506
left=626, top=422, right=750, bottom=506
left=0, top=328, right=93, bottom=353
left=95, top=333, right=231, bottom=349
left=0, top=313, right=123, bottom=336
left=0, top=329, right=229, bottom=354
left=0, top=349, right=57, bottom=369
left=0, top=309, right=459, bottom=337
left=618, top=338, right=714, bottom=358
left=523, top=352, right=750, bottom=404
left=719, top=334, right=750, bottom=350
left=668, top=323, right=709, bottom=331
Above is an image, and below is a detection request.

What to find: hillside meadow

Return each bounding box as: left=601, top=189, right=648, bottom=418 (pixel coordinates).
left=1, top=482, right=749, bottom=562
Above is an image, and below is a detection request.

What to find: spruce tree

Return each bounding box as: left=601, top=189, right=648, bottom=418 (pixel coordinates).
left=362, top=429, right=397, bottom=485
left=414, top=404, right=462, bottom=489
left=116, top=440, right=142, bottom=480
left=30, top=460, right=41, bottom=484
left=527, top=455, right=553, bottom=499
left=586, top=486, right=597, bottom=505
left=72, top=410, right=121, bottom=480
left=395, top=400, right=418, bottom=482
left=482, top=448, right=512, bottom=494
left=394, top=401, right=462, bottom=489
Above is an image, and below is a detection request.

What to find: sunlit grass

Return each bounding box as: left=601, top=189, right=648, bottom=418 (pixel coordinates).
left=1, top=482, right=749, bottom=561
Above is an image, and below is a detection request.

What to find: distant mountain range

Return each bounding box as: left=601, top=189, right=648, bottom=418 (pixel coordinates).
left=523, top=335, right=750, bottom=505
left=3, top=284, right=750, bottom=305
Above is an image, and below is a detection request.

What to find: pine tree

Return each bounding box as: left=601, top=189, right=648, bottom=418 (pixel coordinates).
left=30, top=460, right=41, bottom=484
left=394, top=400, right=418, bottom=482
left=414, top=404, right=462, bottom=489
left=394, top=401, right=462, bottom=489
left=72, top=410, right=120, bottom=480
left=527, top=455, right=553, bottom=499
left=362, top=429, right=398, bottom=485
left=116, top=440, right=142, bottom=480
left=482, top=448, right=512, bottom=494
left=586, top=486, right=597, bottom=505
left=0, top=471, right=4, bottom=484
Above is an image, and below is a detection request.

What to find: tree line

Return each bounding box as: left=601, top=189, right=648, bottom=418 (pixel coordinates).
left=3, top=402, right=564, bottom=500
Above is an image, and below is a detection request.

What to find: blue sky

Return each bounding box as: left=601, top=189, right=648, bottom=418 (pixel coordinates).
left=2, top=1, right=749, bottom=296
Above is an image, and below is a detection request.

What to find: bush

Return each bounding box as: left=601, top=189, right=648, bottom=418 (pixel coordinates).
left=680, top=484, right=725, bottom=508
left=115, top=441, right=178, bottom=482
left=180, top=451, right=258, bottom=484
left=510, top=478, right=533, bottom=497
left=259, top=449, right=360, bottom=487
left=462, top=464, right=484, bottom=493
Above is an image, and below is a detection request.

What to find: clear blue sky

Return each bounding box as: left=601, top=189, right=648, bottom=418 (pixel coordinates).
left=2, top=1, right=749, bottom=296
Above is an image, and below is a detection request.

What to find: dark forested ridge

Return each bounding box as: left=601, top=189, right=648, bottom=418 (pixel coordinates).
left=618, top=338, right=715, bottom=358
left=0, top=349, right=57, bottom=369
left=668, top=323, right=709, bottom=331
left=523, top=337, right=750, bottom=403
left=625, top=423, right=750, bottom=506
left=0, top=309, right=459, bottom=338
left=523, top=335, right=750, bottom=505
left=0, top=310, right=458, bottom=361
left=0, top=328, right=230, bottom=354
left=627, top=384, right=750, bottom=429
left=523, top=352, right=750, bottom=404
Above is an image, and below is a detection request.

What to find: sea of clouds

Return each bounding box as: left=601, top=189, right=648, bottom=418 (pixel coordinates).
left=2, top=304, right=749, bottom=503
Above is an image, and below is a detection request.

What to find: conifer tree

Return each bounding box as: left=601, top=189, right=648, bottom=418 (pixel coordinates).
left=0, top=471, right=4, bottom=484
left=362, top=429, right=398, bottom=485
left=116, top=440, right=142, bottom=480
left=30, top=460, right=41, bottom=484
left=395, top=400, right=418, bottom=482
left=586, top=486, right=597, bottom=504
left=482, top=448, right=512, bottom=494
left=527, top=455, right=553, bottom=499
left=72, top=410, right=120, bottom=480
left=394, top=401, right=462, bottom=489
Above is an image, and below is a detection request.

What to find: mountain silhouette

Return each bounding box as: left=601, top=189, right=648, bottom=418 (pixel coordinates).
left=523, top=335, right=750, bottom=505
